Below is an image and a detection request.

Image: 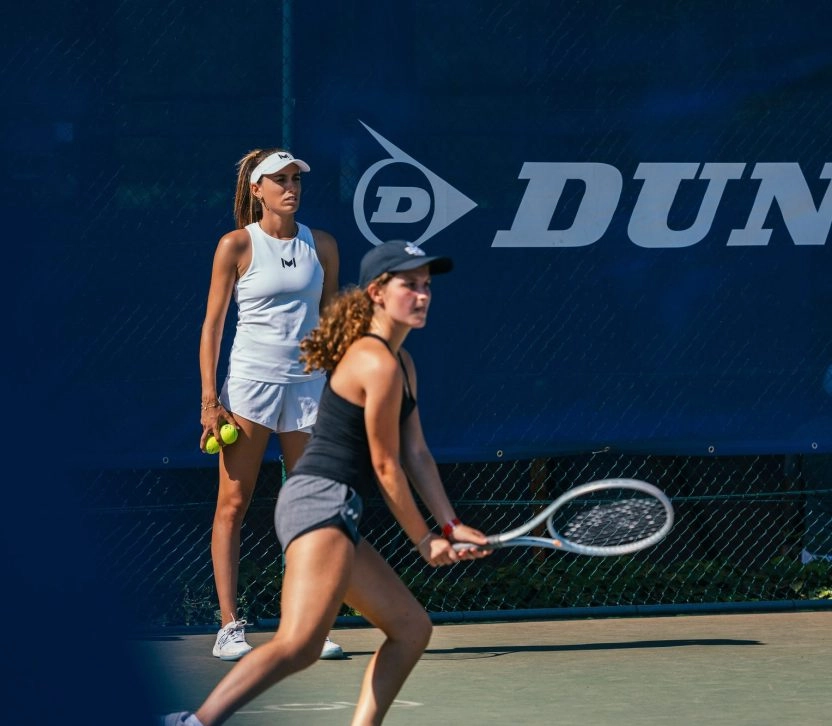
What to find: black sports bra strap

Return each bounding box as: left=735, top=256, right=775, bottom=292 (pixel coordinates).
left=363, top=333, right=414, bottom=401
left=398, top=353, right=414, bottom=401
left=364, top=332, right=392, bottom=352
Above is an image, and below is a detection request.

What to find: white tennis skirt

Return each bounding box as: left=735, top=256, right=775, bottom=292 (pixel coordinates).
left=220, top=375, right=325, bottom=433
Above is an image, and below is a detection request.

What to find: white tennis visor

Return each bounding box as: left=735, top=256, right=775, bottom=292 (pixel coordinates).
left=250, top=151, right=310, bottom=182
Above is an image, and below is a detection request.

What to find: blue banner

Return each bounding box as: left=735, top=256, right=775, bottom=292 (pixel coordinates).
left=10, top=1, right=829, bottom=468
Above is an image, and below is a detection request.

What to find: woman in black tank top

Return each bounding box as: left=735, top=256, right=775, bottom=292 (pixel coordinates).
left=163, top=240, right=492, bottom=726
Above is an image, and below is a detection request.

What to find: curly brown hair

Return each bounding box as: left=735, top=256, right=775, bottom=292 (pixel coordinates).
left=300, top=274, right=393, bottom=372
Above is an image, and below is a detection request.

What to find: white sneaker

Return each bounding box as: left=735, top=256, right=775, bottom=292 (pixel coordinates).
left=159, top=713, right=203, bottom=726
left=320, top=636, right=345, bottom=659
left=212, top=619, right=253, bottom=661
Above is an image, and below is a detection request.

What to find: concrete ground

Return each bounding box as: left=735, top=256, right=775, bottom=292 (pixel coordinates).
left=131, top=610, right=831, bottom=725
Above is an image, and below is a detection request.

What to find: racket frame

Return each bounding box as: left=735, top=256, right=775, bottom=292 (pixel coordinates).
left=454, top=478, right=674, bottom=556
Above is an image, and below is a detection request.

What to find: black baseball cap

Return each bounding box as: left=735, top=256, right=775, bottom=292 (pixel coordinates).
left=359, top=240, right=454, bottom=288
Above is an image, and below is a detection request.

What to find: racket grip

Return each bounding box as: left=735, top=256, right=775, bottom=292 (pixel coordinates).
left=452, top=540, right=490, bottom=552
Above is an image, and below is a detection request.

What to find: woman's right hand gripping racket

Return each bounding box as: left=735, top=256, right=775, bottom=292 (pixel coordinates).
left=453, top=478, right=674, bottom=556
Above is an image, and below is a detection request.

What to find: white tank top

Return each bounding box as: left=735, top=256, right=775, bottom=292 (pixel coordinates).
left=226, top=222, right=325, bottom=383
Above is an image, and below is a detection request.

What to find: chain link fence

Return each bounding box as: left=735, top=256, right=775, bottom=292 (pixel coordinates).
left=11, top=2, right=830, bottom=631
left=82, top=452, right=831, bottom=629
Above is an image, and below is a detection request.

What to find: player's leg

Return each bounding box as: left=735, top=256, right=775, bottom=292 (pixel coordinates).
left=277, top=379, right=347, bottom=660
left=277, top=428, right=310, bottom=473
left=344, top=540, right=433, bottom=726
left=277, top=428, right=347, bottom=659
left=195, top=526, right=355, bottom=725
left=211, top=416, right=270, bottom=658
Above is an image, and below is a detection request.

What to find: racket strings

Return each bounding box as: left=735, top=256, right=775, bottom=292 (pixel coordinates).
left=552, top=496, right=667, bottom=547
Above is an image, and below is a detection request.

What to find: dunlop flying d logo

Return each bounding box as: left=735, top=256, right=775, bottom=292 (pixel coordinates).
left=354, top=121, right=477, bottom=246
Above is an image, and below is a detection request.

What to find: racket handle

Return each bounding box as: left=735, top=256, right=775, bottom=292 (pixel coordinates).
left=452, top=541, right=490, bottom=552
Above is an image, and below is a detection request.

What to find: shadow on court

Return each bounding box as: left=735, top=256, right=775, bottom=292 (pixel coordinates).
left=400, top=638, right=762, bottom=658
left=132, top=610, right=830, bottom=725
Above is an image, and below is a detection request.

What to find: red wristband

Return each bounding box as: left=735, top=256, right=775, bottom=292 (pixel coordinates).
left=442, top=518, right=462, bottom=538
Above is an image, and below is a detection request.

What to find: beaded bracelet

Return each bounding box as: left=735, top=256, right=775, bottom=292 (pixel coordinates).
left=201, top=400, right=221, bottom=410
left=442, top=517, right=462, bottom=538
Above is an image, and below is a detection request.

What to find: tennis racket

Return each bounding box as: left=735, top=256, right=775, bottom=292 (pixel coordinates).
left=453, top=478, right=674, bottom=556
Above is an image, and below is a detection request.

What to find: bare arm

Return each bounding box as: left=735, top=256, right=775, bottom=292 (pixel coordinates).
left=338, top=338, right=485, bottom=566
left=329, top=339, right=451, bottom=565
left=361, top=348, right=431, bottom=547
left=198, top=229, right=249, bottom=447
left=397, top=350, right=490, bottom=548
left=311, top=228, right=339, bottom=312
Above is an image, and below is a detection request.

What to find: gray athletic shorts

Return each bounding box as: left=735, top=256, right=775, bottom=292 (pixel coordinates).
left=274, top=475, right=363, bottom=551
left=220, top=375, right=325, bottom=433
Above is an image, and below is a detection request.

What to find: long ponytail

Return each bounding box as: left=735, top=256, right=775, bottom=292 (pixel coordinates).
left=232, top=147, right=292, bottom=228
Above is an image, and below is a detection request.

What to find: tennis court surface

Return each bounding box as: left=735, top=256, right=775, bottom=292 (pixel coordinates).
left=132, top=609, right=829, bottom=725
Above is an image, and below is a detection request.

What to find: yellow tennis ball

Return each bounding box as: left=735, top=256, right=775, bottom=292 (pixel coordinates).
left=220, top=424, right=239, bottom=445
left=205, top=435, right=220, bottom=455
